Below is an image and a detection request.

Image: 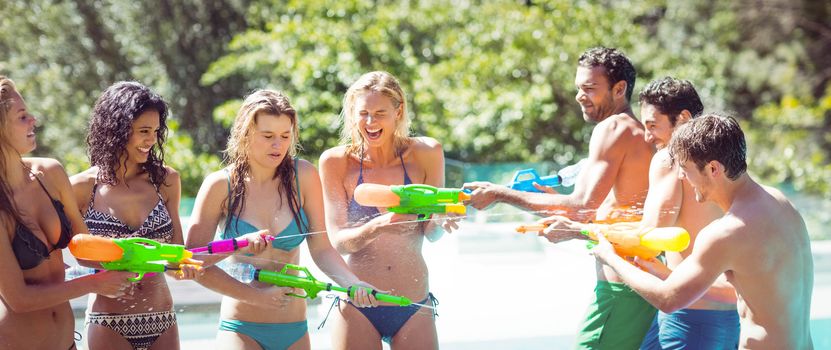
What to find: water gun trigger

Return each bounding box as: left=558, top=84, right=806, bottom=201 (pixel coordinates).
left=180, top=258, right=204, bottom=266
left=457, top=191, right=471, bottom=202
left=286, top=289, right=310, bottom=299
left=515, top=224, right=547, bottom=234
left=281, top=264, right=311, bottom=277
left=444, top=204, right=466, bottom=215
left=512, top=169, right=543, bottom=183
left=277, top=264, right=318, bottom=299
left=128, top=272, right=145, bottom=282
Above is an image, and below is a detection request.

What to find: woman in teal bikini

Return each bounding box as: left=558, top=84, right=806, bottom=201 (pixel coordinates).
left=319, top=71, right=453, bottom=350
left=186, top=89, right=374, bottom=350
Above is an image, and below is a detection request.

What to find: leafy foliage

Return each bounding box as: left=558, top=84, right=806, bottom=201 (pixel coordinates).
left=1, top=0, right=829, bottom=239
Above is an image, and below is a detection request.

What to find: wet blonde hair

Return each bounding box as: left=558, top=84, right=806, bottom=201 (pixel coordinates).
left=0, top=76, right=24, bottom=227
left=0, top=76, right=18, bottom=155
left=223, top=90, right=306, bottom=233
left=339, top=71, right=411, bottom=156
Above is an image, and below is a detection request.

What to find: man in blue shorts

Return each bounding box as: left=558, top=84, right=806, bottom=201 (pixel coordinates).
left=635, top=77, right=739, bottom=349
left=592, top=114, right=814, bottom=349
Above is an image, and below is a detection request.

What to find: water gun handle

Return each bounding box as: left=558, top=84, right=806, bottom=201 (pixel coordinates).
left=255, top=264, right=412, bottom=306
left=388, top=204, right=466, bottom=221
left=372, top=290, right=412, bottom=306
left=512, top=169, right=541, bottom=183
left=508, top=169, right=562, bottom=193
left=580, top=228, right=662, bottom=259
left=100, top=260, right=167, bottom=282
left=115, top=236, right=195, bottom=262
left=278, top=264, right=324, bottom=299
left=515, top=224, right=547, bottom=233
left=190, top=235, right=275, bottom=254
left=189, top=239, right=241, bottom=254
left=346, top=286, right=413, bottom=306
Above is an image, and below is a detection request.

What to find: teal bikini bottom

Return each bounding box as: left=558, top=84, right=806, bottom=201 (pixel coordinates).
left=219, top=319, right=307, bottom=350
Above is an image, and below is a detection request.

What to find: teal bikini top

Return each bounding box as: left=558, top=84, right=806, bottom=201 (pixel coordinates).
left=220, top=160, right=308, bottom=252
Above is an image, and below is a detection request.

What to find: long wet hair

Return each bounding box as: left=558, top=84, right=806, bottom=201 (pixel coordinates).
left=0, top=76, right=24, bottom=228
left=223, top=90, right=306, bottom=233
left=87, top=81, right=169, bottom=187
left=339, top=71, right=411, bottom=156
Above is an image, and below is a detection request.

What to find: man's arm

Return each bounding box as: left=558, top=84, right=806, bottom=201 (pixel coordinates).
left=465, top=119, right=626, bottom=216
left=634, top=257, right=738, bottom=304
left=639, top=149, right=682, bottom=229
left=593, top=222, right=735, bottom=312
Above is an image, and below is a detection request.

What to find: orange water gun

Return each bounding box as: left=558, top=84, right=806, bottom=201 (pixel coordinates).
left=69, top=234, right=202, bottom=281
left=517, top=222, right=690, bottom=259
left=353, top=183, right=470, bottom=220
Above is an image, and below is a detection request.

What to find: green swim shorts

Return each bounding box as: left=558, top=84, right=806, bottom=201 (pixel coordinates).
left=574, top=280, right=657, bottom=349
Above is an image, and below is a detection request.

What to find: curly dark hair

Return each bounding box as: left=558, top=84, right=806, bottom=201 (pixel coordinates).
left=87, top=81, right=169, bottom=186
left=639, top=77, right=704, bottom=126
left=578, top=47, right=637, bottom=102
left=669, top=113, right=747, bottom=180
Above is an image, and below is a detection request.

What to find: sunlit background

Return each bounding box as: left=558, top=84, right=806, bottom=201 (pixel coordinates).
left=3, top=0, right=829, bottom=348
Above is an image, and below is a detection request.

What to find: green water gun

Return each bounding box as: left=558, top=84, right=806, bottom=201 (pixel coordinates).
left=353, top=183, right=470, bottom=220
left=69, top=234, right=201, bottom=282
left=232, top=263, right=412, bottom=306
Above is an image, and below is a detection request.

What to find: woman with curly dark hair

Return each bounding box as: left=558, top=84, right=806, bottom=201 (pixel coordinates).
left=70, top=81, right=199, bottom=350
left=0, top=76, right=132, bottom=350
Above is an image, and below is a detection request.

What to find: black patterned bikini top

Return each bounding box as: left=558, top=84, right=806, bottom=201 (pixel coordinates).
left=11, top=176, right=73, bottom=270
left=83, top=183, right=174, bottom=243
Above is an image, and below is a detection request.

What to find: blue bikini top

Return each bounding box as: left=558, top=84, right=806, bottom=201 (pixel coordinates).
left=346, top=150, right=412, bottom=223
left=220, top=159, right=308, bottom=252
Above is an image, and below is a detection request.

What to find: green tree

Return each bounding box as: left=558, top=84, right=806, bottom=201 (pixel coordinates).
left=203, top=0, right=656, bottom=165
left=1, top=0, right=250, bottom=195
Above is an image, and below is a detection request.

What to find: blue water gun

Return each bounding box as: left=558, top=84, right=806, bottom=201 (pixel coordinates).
left=508, top=169, right=564, bottom=192
left=508, top=159, right=585, bottom=193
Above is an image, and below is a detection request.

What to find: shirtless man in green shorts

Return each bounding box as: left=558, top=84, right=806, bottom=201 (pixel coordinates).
left=464, top=47, right=655, bottom=349
left=592, top=114, right=814, bottom=349
left=546, top=77, right=741, bottom=348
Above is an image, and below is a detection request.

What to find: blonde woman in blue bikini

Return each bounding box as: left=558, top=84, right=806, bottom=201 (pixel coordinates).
left=319, top=71, right=456, bottom=350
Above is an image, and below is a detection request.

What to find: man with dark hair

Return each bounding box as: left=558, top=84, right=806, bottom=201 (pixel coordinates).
left=545, top=77, right=740, bottom=349
left=639, top=76, right=704, bottom=137
left=464, top=47, right=656, bottom=348
left=592, top=114, right=814, bottom=349
left=577, top=47, right=638, bottom=104
left=637, top=77, right=740, bottom=349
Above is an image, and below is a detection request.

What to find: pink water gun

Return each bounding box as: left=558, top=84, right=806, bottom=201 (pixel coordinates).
left=190, top=235, right=275, bottom=254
